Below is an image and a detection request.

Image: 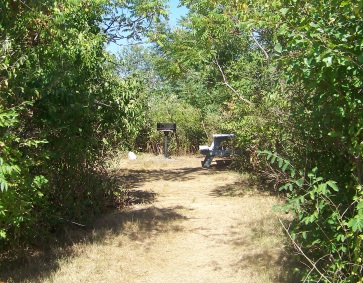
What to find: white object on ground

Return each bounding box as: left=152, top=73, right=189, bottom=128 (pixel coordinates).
left=128, top=151, right=137, bottom=160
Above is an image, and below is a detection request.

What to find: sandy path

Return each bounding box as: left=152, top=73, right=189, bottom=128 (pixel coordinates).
left=45, top=155, right=292, bottom=283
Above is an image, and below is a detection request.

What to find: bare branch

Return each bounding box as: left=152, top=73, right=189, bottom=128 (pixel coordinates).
left=214, top=58, right=252, bottom=105
left=251, top=31, right=269, bottom=63
left=19, top=0, right=31, bottom=10
left=95, top=100, right=114, bottom=108
left=279, top=219, right=332, bottom=283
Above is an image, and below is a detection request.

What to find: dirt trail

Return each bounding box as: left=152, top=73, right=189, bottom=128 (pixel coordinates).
left=45, top=155, right=293, bottom=283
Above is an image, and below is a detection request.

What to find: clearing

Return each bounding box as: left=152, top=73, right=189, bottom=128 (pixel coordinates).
left=3, top=155, right=296, bottom=282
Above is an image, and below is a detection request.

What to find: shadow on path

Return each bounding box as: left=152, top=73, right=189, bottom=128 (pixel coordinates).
left=0, top=157, right=299, bottom=283
left=209, top=180, right=255, bottom=198
left=91, top=206, right=188, bottom=242
left=0, top=205, right=188, bottom=282
left=116, top=166, right=206, bottom=190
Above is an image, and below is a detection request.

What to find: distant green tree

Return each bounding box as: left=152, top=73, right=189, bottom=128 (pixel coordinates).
left=155, top=0, right=294, bottom=167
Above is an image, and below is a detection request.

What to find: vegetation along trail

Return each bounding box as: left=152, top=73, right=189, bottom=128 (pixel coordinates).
left=41, top=155, right=294, bottom=283
left=1, top=1, right=362, bottom=281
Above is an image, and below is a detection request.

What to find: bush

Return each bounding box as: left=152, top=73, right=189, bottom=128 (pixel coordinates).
left=137, top=93, right=223, bottom=155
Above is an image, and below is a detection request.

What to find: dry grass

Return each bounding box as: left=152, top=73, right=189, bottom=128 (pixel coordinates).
left=1, top=154, right=298, bottom=283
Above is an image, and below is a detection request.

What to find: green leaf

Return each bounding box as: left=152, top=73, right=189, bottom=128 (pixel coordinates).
left=336, top=234, right=346, bottom=242
left=357, top=200, right=363, bottom=210
left=348, top=216, right=363, bottom=232
left=295, top=178, right=304, bottom=187
left=358, top=53, right=363, bottom=64
left=274, top=42, right=283, bottom=53
left=278, top=158, right=283, bottom=168
left=323, top=56, right=333, bottom=67
left=282, top=163, right=289, bottom=172
left=309, top=191, right=315, bottom=200
left=0, top=230, right=6, bottom=239
left=340, top=1, right=351, bottom=7
left=312, top=177, right=324, bottom=184
left=271, top=155, right=277, bottom=163
left=302, top=231, right=307, bottom=239
left=0, top=181, right=8, bottom=192
left=317, top=183, right=327, bottom=194
left=309, top=22, right=319, bottom=28
left=280, top=8, right=289, bottom=15
left=327, top=180, right=339, bottom=192
left=279, top=183, right=293, bottom=191
left=290, top=169, right=296, bottom=178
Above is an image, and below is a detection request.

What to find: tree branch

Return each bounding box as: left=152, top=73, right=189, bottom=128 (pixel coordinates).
left=279, top=219, right=332, bottom=283
left=251, top=31, right=269, bottom=63
left=214, top=58, right=252, bottom=105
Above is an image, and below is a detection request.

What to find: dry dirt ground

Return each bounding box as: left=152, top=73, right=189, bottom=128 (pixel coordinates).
left=3, top=155, right=297, bottom=283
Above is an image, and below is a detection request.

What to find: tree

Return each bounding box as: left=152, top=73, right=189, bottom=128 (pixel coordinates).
left=270, top=1, right=363, bottom=281
left=157, top=1, right=363, bottom=280
left=0, top=0, right=167, bottom=250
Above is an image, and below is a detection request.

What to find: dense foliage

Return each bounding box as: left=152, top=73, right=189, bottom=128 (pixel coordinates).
left=0, top=0, right=166, bottom=249
left=272, top=1, right=363, bottom=281
left=1, top=0, right=362, bottom=281
left=148, top=0, right=363, bottom=281
left=114, top=44, right=223, bottom=154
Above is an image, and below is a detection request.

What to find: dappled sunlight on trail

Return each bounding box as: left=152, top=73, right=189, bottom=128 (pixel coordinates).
left=1, top=155, right=297, bottom=283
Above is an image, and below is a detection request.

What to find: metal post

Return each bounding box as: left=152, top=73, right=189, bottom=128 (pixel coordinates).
left=164, top=132, right=169, bottom=158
